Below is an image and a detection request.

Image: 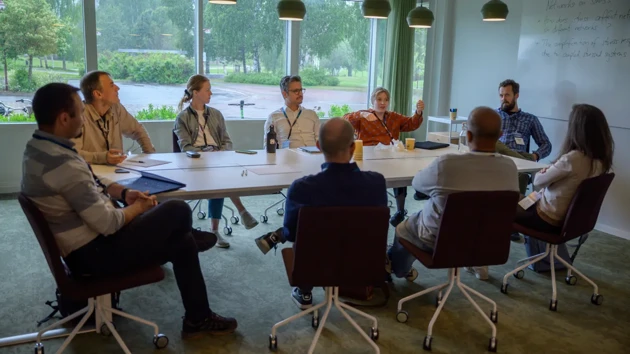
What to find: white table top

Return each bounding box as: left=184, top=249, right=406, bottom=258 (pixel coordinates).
left=94, top=145, right=546, bottom=201
left=427, top=116, right=468, bottom=124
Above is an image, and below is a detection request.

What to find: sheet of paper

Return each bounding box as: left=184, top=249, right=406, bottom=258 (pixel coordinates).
left=247, top=165, right=302, bottom=175
left=518, top=191, right=542, bottom=210
left=118, top=158, right=171, bottom=168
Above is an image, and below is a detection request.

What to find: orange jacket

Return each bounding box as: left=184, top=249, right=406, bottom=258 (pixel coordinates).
left=343, top=109, right=423, bottom=146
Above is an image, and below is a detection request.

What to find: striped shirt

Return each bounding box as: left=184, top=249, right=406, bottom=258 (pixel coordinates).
left=21, top=130, right=125, bottom=257
left=497, top=109, right=552, bottom=159
left=343, top=110, right=423, bottom=146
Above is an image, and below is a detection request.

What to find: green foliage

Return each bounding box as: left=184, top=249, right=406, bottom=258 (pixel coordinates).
left=8, top=68, right=67, bottom=92
left=327, top=104, right=351, bottom=118
left=299, top=67, right=339, bottom=87
left=0, top=113, right=36, bottom=123
left=224, top=73, right=282, bottom=86
left=135, top=104, right=178, bottom=121
left=99, top=52, right=194, bottom=85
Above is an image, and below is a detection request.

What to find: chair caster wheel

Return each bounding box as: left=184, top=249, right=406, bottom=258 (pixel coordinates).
left=224, top=226, right=232, bottom=235
left=423, top=336, right=432, bottom=351
left=153, top=334, right=169, bottom=349
left=406, top=268, right=418, bottom=282
left=276, top=208, right=284, bottom=216
left=311, top=315, right=319, bottom=328
left=396, top=310, right=408, bottom=323
left=388, top=200, right=393, bottom=208
left=488, top=337, right=497, bottom=352
left=34, top=343, right=44, bottom=354
left=564, top=275, right=577, bottom=285
left=591, top=294, right=603, bottom=305
left=513, top=270, right=525, bottom=279
left=268, top=335, right=278, bottom=351
left=197, top=211, right=206, bottom=220
left=260, top=215, right=268, bottom=223
left=230, top=216, right=239, bottom=224
left=100, top=323, right=115, bottom=337
left=490, top=310, right=498, bottom=323
left=500, top=283, right=509, bottom=294
left=370, top=327, right=379, bottom=341
left=549, top=299, right=558, bottom=311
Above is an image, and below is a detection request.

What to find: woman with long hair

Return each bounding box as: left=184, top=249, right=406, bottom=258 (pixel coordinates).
left=516, top=103, right=615, bottom=232
left=174, top=75, right=259, bottom=248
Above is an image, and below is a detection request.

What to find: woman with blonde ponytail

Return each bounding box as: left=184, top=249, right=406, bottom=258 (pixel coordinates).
left=174, top=75, right=259, bottom=248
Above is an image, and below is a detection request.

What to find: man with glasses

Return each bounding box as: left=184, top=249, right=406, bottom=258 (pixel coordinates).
left=264, top=75, right=320, bottom=149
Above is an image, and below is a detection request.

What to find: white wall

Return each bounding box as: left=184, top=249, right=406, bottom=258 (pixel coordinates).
left=448, top=0, right=630, bottom=239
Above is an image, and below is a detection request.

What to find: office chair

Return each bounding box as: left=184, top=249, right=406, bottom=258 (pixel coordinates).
left=395, top=191, right=519, bottom=352
left=269, top=206, right=390, bottom=353
left=18, top=194, right=167, bottom=354
left=502, top=173, right=614, bottom=311
left=172, top=131, right=238, bottom=234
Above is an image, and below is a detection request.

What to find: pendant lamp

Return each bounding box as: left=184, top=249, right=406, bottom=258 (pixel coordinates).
left=208, top=0, right=237, bottom=4
left=481, top=0, right=509, bottom=21
left=361, top=0, right=391, bottom=19
left=407, top=0, right=434, bottom=29
left=277, top=0, right=306, bottom=21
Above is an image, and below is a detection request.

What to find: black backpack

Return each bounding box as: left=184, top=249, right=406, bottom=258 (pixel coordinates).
left=37, top=289, right=121, bottom=327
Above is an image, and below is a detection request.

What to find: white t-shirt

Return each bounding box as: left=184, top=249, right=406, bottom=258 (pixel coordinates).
left=194, top=109, right=217, bottom=148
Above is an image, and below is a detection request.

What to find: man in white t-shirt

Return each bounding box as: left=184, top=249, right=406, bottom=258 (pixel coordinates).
left=388, top=106, right=519, bottom=281
left=264, top=75, right=321, bottom=149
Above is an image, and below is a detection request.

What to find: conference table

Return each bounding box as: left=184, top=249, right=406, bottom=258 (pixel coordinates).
left=93, top=145, right=546, bottom=201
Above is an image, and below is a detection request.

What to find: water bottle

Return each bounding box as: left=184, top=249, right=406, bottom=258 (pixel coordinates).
left=266, top=124, right=277, bottom=153
left=458, top=123, right=468, bottom=151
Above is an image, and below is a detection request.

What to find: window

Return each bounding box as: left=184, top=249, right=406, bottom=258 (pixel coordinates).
left=413, top=27, right=429, bottom=104
left=96, top=0, right=195, bottom=120
left=203, top=0, right=287, bottom=119
left=299, top=0, right=371, bottom=118
left=0, top=0, right=85, bottom=122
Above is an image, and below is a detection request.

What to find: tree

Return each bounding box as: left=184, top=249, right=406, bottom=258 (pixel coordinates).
left=0, top=0, right=61, bottom=83
left=300, top=0, right=351, bottom=66
left=47, top=0, right=83, bottom=69
left=0, top=8, right=20, bottom=90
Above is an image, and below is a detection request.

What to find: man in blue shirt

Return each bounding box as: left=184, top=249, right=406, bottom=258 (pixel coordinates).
left=497, top=79, right=552, bottom=162
left=255, top=118, right=388, bottom=309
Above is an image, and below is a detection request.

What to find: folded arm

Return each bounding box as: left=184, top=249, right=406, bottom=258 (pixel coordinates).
left=533, top=154, right=571, bottom=190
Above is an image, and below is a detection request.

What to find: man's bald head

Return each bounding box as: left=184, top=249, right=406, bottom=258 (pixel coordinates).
left=468, top=106, right=502, bottom=141
left=318, top=118, right=355, bottom=161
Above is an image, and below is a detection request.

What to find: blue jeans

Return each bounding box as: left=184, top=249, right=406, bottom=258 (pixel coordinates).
left=207, top=198, right=224, bottom=220
left=387, top=235, right=434, bottom=278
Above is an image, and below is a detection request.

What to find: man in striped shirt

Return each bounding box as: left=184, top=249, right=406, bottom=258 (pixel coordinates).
left=21, top=83, right=237, bottom=337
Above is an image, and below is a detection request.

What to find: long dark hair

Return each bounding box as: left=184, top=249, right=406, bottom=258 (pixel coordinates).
left=557, top=104, right=614, bottom=173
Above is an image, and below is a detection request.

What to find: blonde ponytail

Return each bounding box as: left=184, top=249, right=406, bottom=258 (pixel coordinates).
left=178, top=75, right=210, bottom=112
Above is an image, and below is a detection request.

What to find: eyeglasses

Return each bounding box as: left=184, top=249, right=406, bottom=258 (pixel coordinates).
left=288, top=88, right=306, bottom=94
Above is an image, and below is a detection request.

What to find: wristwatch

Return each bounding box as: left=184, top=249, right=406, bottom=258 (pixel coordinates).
left=121, top=188, right=129, bottom=203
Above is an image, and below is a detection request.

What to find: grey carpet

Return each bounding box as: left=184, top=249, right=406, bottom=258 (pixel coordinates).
left=0, top=191, right=629, bottom=354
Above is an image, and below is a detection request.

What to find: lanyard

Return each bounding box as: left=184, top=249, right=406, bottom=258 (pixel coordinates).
left=374, top=111, right=394, bottom=145
left=282, top=107, right=302, bottom=141
left=96, top=115, right=110, bottom=151
left=32, top=134, right=109, bottom=192
left=198, top=113, right=210, bottom=147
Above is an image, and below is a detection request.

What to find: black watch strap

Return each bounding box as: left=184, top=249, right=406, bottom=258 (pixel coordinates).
left=121, top=188, right=129, bottom=202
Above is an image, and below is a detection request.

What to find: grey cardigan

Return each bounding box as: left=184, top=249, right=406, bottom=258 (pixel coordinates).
left=174, top=106, right=233, bottom=152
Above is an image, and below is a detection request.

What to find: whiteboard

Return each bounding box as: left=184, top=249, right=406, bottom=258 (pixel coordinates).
left=516, top=0, right=630, bottom=129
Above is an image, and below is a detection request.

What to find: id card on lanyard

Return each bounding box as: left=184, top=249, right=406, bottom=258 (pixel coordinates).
left=282, top=107, right=302, bottom=148
left=378, top=112, right=395, bottom=145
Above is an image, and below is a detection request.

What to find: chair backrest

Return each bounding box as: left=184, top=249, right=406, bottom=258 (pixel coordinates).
left=560, top=173, right=615, bottom=240
left=432, top=191, right=520, bottom=268
left=291, top=206, right=390, bottom=287
left=172, top=131, right=181, bottom=153
left=18, top=193, right=71, bottom=292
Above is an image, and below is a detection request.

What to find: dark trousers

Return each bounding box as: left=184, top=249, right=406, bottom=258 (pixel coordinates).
left=64, top=200, right=211, bottom=322
left=515, top=205, right=561, bottom=234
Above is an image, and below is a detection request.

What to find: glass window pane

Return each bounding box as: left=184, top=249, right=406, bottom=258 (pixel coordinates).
left=413, top=28, right=429, bottom=103
left=0, top=0, right=85, bottom=123
left=299, top=0, right=370, bottom=118
left=203, top=0, right=287, bottom=119
left=95, top=0, right=195, bottom=120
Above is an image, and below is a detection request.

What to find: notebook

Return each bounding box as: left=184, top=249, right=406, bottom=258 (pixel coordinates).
left=298, top=146, right=321, bottom=154
left=414, top=141, right=450, bottom=150
left=116, top=171, right=186, bottom=195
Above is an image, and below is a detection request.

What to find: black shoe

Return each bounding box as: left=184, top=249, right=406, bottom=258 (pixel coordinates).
left=255, top=231, right=280, bottom=255
left=181, top=312, right=238, bottom=338
left=390, top=210, right=405, bottom=227
left=191, top=228, right=217, bottom=252
left=291, top=288, right=313, bottom=310
left=413, top=191, right=430, bottom=201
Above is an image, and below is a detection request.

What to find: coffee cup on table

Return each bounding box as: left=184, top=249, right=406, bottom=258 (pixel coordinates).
left=449, top=108, right=458, bottom=120
left=405, top=138, right=416, bottom=151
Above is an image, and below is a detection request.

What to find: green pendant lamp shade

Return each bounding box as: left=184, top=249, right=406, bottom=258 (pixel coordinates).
left=481, top=0, right=509, bottom=21
left=361, top=0, right=391, bottom=19
left=277, top=0, right=306, bottom=21
left=208, top=0, right=237, bottom=4
left=407, top=1, right=434, bottom=28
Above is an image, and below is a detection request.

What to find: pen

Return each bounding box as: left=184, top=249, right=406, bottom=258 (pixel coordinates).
left=129, top=160, right=145, bottom=163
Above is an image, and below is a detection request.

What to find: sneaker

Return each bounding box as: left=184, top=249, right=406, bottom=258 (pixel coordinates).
left=291, top=287, right=313, bottom=310
left=191, top=228, right=217, bottom=252
left=239, top=210, right=259, bottom=230
left=390, top=210, right=405, bottom=227
left=510, top=233, right=524, bottom=243
left=255, top=231, right=280, bottom=255
left=464, top=266, right=489, bottom=280
left=181, top=312, right=238, bottom=338
left=213, top=230, right=230, bottom=248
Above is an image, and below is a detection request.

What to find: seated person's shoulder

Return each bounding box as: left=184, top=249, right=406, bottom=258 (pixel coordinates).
left=360, top=170, right=386, bottom=185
